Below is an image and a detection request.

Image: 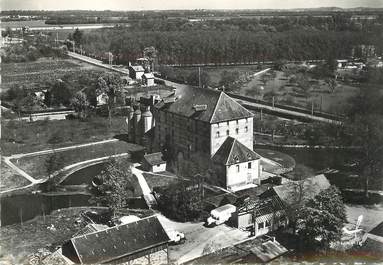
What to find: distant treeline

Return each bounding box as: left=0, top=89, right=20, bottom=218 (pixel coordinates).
left=79, top=15, right=383, bottom=65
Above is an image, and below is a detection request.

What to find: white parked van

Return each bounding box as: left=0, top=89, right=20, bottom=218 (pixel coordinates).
left=207, top=204, right=236, bottom=226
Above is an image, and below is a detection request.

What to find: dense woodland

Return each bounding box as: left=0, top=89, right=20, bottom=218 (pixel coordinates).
left=77, top=15, right=383, bottom=65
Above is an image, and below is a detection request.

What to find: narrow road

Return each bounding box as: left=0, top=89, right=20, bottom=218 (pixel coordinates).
left=131, top=166, right=157, bottom=207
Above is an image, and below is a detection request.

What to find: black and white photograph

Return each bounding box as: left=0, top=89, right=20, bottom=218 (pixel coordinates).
left=0, top=0, right=382, bottom=264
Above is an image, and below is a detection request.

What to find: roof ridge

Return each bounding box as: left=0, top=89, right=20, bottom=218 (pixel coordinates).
left=226, top=137, right=236, bottom=165
left=222, top=92, right=254, bottom=117
left=209, top=91, right=223, bottom=123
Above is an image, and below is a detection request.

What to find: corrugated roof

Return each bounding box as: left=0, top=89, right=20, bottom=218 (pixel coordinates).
left=272, top=174, right=331, bottom=206
left=155, top=87, right=253, bottom=123
left=212, top=137, right=261, bottom=166
left=144, top=152, right=166, bottom=166
left=70, top=216, right=169, bottom=264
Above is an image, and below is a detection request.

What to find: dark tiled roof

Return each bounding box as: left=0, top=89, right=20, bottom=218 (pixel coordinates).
left=144, top=152, right=166, bottom=166
left=272, top=174, right=331, bottom=206
left=370, top=222, right=383, bottom=237
left=155, top=87, right=253, bottom=123
left=70, top=216, right=169, bottom=264
left=212, top=137, right=261, bottom=165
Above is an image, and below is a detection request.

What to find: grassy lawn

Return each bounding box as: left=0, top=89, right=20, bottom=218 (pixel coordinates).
left=123, top=85, right=174, bottom=99
left=12, top=140, right=143, bottom=180
left=167, top=65, right=261, bottom=87
left=0, top=162, right=30, bottom=192
left=1, top=116, right=129, bottom=156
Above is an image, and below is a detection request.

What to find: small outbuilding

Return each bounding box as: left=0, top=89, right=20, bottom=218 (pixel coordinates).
left=129, top=65, right=145, bottom=80
left=142, top=73, right=155, bottom=87
left=142, top=152, right=167, bottom=173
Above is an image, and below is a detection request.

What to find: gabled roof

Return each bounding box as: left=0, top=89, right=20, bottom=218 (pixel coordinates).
left=143, top=73, right=155, bottom=79
left=155, top=87, right=253, bottom=123
left=271, top=174, right=331, bottom=207
left=130, top=65, right=145, bottom=72
left=212, top=137, right=260, bottom=166
left=70, top=216, right=169, bottom=264
left=144, top=152, right=166, bottom=166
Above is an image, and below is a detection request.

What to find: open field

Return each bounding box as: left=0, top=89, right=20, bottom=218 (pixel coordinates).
left=1, top=57, right=111, bottom=91
left=239, top=69, right=359, bottom=113
left=12, top=140, right=142, bottom=180
left=0, top=162, right=30, bottom=192
left=1, top=116, right=129, bottom=156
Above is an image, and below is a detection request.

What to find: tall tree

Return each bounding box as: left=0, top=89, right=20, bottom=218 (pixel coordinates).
left=93, top=158, right=139, bottom=212
left=97, top=73, right=123, bottom=126
left=70, top=91, right=90, bottom=119
left=44, top=152, right=65, bottom=191
left=346, top=87, right=383, bottom=197
left=296, top=186, right=346, bottom=251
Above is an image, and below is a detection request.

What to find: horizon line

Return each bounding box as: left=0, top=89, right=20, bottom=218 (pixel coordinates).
left=1, top=6, right=383, bottom=12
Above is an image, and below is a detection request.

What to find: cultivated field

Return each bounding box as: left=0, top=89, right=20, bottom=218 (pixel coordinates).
left=1, top=57, right=111, bottom=91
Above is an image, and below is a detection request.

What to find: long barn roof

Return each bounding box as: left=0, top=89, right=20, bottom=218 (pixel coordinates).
left=70, top=216, right=169, bottom=264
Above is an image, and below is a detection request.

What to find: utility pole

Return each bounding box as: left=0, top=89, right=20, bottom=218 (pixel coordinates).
left=311, top=101, right=314, bottom=115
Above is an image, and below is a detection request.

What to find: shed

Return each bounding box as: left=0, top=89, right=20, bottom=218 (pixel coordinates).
left=142, top=152, right=166, bottom=173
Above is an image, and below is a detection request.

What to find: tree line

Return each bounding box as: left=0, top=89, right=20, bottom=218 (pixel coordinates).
left=80, top=27, right=382, bottom=66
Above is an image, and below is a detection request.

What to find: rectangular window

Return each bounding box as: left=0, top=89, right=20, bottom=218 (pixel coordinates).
left=235, top=128, right=239, bottom=134
left=248, top=162, right=252, bottom=169
left=245, top=126, right=248, bottom=133
left=236, top=120, right=239, bottom=125
left=258, top=222, right=264, bottom=229
left=246, top=118, right=248, bottom=123
left=236, top=165, right=240, bottom=172
left=226, top=130, right=230, bottom=136
left=227, top=121, right=230, bottom=126
left=216, top=131, right=220, bottom=138
left=265, top=220, right=271, bottom=227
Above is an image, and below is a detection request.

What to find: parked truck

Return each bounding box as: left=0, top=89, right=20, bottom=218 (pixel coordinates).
left=206, top=204, right=236, bottom=226
left=165, top=229, right=186, bottom=245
